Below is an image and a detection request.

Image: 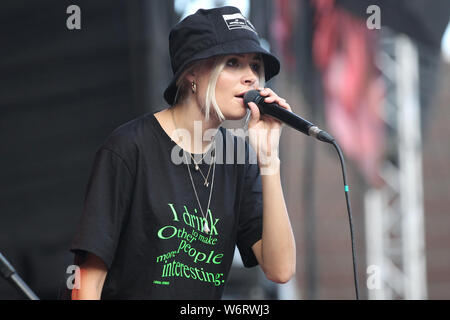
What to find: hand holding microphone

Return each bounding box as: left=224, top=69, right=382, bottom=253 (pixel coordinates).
left=244, top=89, right=334, bottom=143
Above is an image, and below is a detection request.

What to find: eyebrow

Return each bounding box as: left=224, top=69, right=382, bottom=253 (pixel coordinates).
left=233, top=54, right=262, bottom=61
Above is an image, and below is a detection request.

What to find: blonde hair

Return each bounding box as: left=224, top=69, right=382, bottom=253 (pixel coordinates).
left=173, top=55, right=265, bottom=122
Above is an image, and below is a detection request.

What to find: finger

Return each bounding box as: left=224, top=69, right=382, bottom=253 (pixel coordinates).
left=264, top=96, right=286, bottom=106
left=259, top=88, right=272, bottom=96
left=283, top=103, right=292, bottom=112
left=259, top=88, right=291, bottom=111
left=260, top=88, right=280, bottom=101
left=262, top=88, right=276, bottom=96
left=264, top=95, right=284, bottom=102
left=277, top=100, right=290, bottom=110
left=247, top=102, right=260, bottom=125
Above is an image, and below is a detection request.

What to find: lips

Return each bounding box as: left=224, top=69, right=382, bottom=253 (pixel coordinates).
left=234, top=97, right=244, bottom=105
left=235, top=90, right=252, bottom=107
left=234, top=91, right=248, bottom=102
left=234, top=96, right=245, bottom=108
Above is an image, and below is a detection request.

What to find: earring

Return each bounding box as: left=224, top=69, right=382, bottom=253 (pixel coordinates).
left=191, top=82, right=197, bottom=94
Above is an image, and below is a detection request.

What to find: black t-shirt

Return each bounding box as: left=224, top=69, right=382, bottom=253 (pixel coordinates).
left=70, top=112, right=263, bottom=299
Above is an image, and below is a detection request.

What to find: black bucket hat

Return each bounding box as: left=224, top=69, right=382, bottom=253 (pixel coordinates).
left=164, top=6, right=281, bottom=105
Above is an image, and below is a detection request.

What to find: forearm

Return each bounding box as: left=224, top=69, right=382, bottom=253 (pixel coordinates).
left=71, top=279, right=102, bottom=300
left=71, top=254, right=107, bottom=300
left=71, top=269, right=104, bottom=300
left=259, top=158, right=296, bottom=283
left=72, top=285, right=101, bottom=300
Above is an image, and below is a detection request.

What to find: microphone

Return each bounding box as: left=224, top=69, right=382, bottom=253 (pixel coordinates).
left=244, top=90, right=334, bottom=143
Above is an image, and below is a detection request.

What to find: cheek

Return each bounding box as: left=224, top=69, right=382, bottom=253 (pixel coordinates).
left=215, top=74, right=235, bottom=100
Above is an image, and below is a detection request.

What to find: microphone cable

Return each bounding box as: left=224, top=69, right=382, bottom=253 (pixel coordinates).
left=329, top=139, right=360, bottom=300
left=244, top=89, right=360, bottom=298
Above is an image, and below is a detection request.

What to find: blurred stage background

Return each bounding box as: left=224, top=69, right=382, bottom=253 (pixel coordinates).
left=1, top=0, right=449, bottom=300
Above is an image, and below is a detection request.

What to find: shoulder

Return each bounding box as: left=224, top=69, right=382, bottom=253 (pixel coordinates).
left=101, top=112, right=155, bottom=155
left=95, top=112, right=158, bottom=174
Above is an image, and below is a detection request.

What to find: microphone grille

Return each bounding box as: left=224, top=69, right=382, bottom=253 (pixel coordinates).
left=243, top=90, right=260, bottom=104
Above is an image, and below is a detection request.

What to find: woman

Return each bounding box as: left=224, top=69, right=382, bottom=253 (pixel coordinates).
left=70, top=6, right=295, bottom=300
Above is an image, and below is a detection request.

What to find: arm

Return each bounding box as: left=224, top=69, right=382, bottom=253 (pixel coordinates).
left=71, top=253, right=108, bottom=300
left=252, top=158, right=296, bottom=284
left=247, top=87, right=296, bottom=284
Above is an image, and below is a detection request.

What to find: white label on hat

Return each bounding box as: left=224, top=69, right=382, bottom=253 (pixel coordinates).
left=222, top=13, right=258, bottom=35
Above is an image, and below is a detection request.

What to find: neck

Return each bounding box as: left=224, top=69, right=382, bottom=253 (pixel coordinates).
left=171, top=101, right=222, bottom=154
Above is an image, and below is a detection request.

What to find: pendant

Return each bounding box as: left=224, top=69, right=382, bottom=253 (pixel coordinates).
left=204, top=181, right=209, bottom=187
left=195, top=164, right=199, bottom=171
left=203, top=222, right=210, bottom=234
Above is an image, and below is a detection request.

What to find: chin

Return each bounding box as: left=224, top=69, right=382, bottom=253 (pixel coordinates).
left=225, top=109, right=248, bottom=121
left=219, top=99, right=249, bottom=121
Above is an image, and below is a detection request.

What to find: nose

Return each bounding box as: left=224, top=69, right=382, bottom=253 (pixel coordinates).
left=242, top=65, right=258, bottom=87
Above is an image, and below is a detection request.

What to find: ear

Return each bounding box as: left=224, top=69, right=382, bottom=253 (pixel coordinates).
left=185, top=59, right=213, bottom=83
left=184, top=64, right=199, bottom=83
left=185, top=72, right=196, bottom=83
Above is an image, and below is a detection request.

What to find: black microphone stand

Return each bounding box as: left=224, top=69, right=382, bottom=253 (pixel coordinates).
left=0, top=252, right=40, bottom=300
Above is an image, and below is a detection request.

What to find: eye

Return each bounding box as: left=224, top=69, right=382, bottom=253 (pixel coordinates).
left=251, top=63, right=261, bottom=73
left=226, top=58, right=239, bottom=67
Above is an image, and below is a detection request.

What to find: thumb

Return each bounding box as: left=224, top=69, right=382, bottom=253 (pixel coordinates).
left=247, top=102, right=260, bottom=126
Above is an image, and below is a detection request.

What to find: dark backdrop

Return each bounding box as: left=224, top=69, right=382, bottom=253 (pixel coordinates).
left=0, top=0, right=176, bottom=299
